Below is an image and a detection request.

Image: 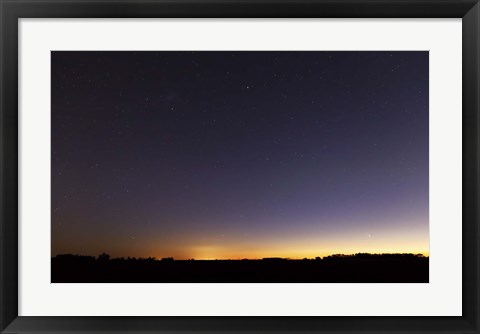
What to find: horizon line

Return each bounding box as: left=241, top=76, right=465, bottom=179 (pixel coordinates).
left=52, top=251, right=430, bottom=261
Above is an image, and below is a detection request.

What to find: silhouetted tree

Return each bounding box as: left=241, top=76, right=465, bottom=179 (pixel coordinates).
left=98, top=253, right=110, bottom=261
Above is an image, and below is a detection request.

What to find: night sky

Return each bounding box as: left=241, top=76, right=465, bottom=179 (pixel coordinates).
left=52, top=51, right=429, bottom=260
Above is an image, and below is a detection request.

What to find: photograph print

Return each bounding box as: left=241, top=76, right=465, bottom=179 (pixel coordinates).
left=51, top=51, right=429, bottom=283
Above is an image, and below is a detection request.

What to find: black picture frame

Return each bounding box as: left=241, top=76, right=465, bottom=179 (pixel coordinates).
left=1, top=0, right=478, bottom=333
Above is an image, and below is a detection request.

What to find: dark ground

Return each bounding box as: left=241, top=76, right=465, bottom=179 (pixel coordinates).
left=52, top=253, right=428, bottom=283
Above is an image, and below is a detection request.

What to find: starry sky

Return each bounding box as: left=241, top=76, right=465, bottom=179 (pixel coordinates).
left=51, top=51, right=429, bottom=260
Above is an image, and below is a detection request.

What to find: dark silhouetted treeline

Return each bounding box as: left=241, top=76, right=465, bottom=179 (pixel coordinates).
left=51, top=253, right=428, bottom=283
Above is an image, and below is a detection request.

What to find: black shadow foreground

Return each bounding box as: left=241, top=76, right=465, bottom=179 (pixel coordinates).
left=52, top=253, right=428, bottom=283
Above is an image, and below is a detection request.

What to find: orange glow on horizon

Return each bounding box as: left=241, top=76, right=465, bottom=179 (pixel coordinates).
left=53, top=218, right=429, bottom=261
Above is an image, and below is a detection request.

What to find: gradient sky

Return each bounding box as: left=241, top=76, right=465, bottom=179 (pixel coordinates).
left=52, top=51, right=429, bottom=260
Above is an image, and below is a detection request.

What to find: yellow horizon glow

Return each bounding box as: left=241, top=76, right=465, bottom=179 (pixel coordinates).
left=153, top=241, right=429, bottom=260
left=53, top=218, right=429, bottom=261
left=153, top=251, right=429, bottom=261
